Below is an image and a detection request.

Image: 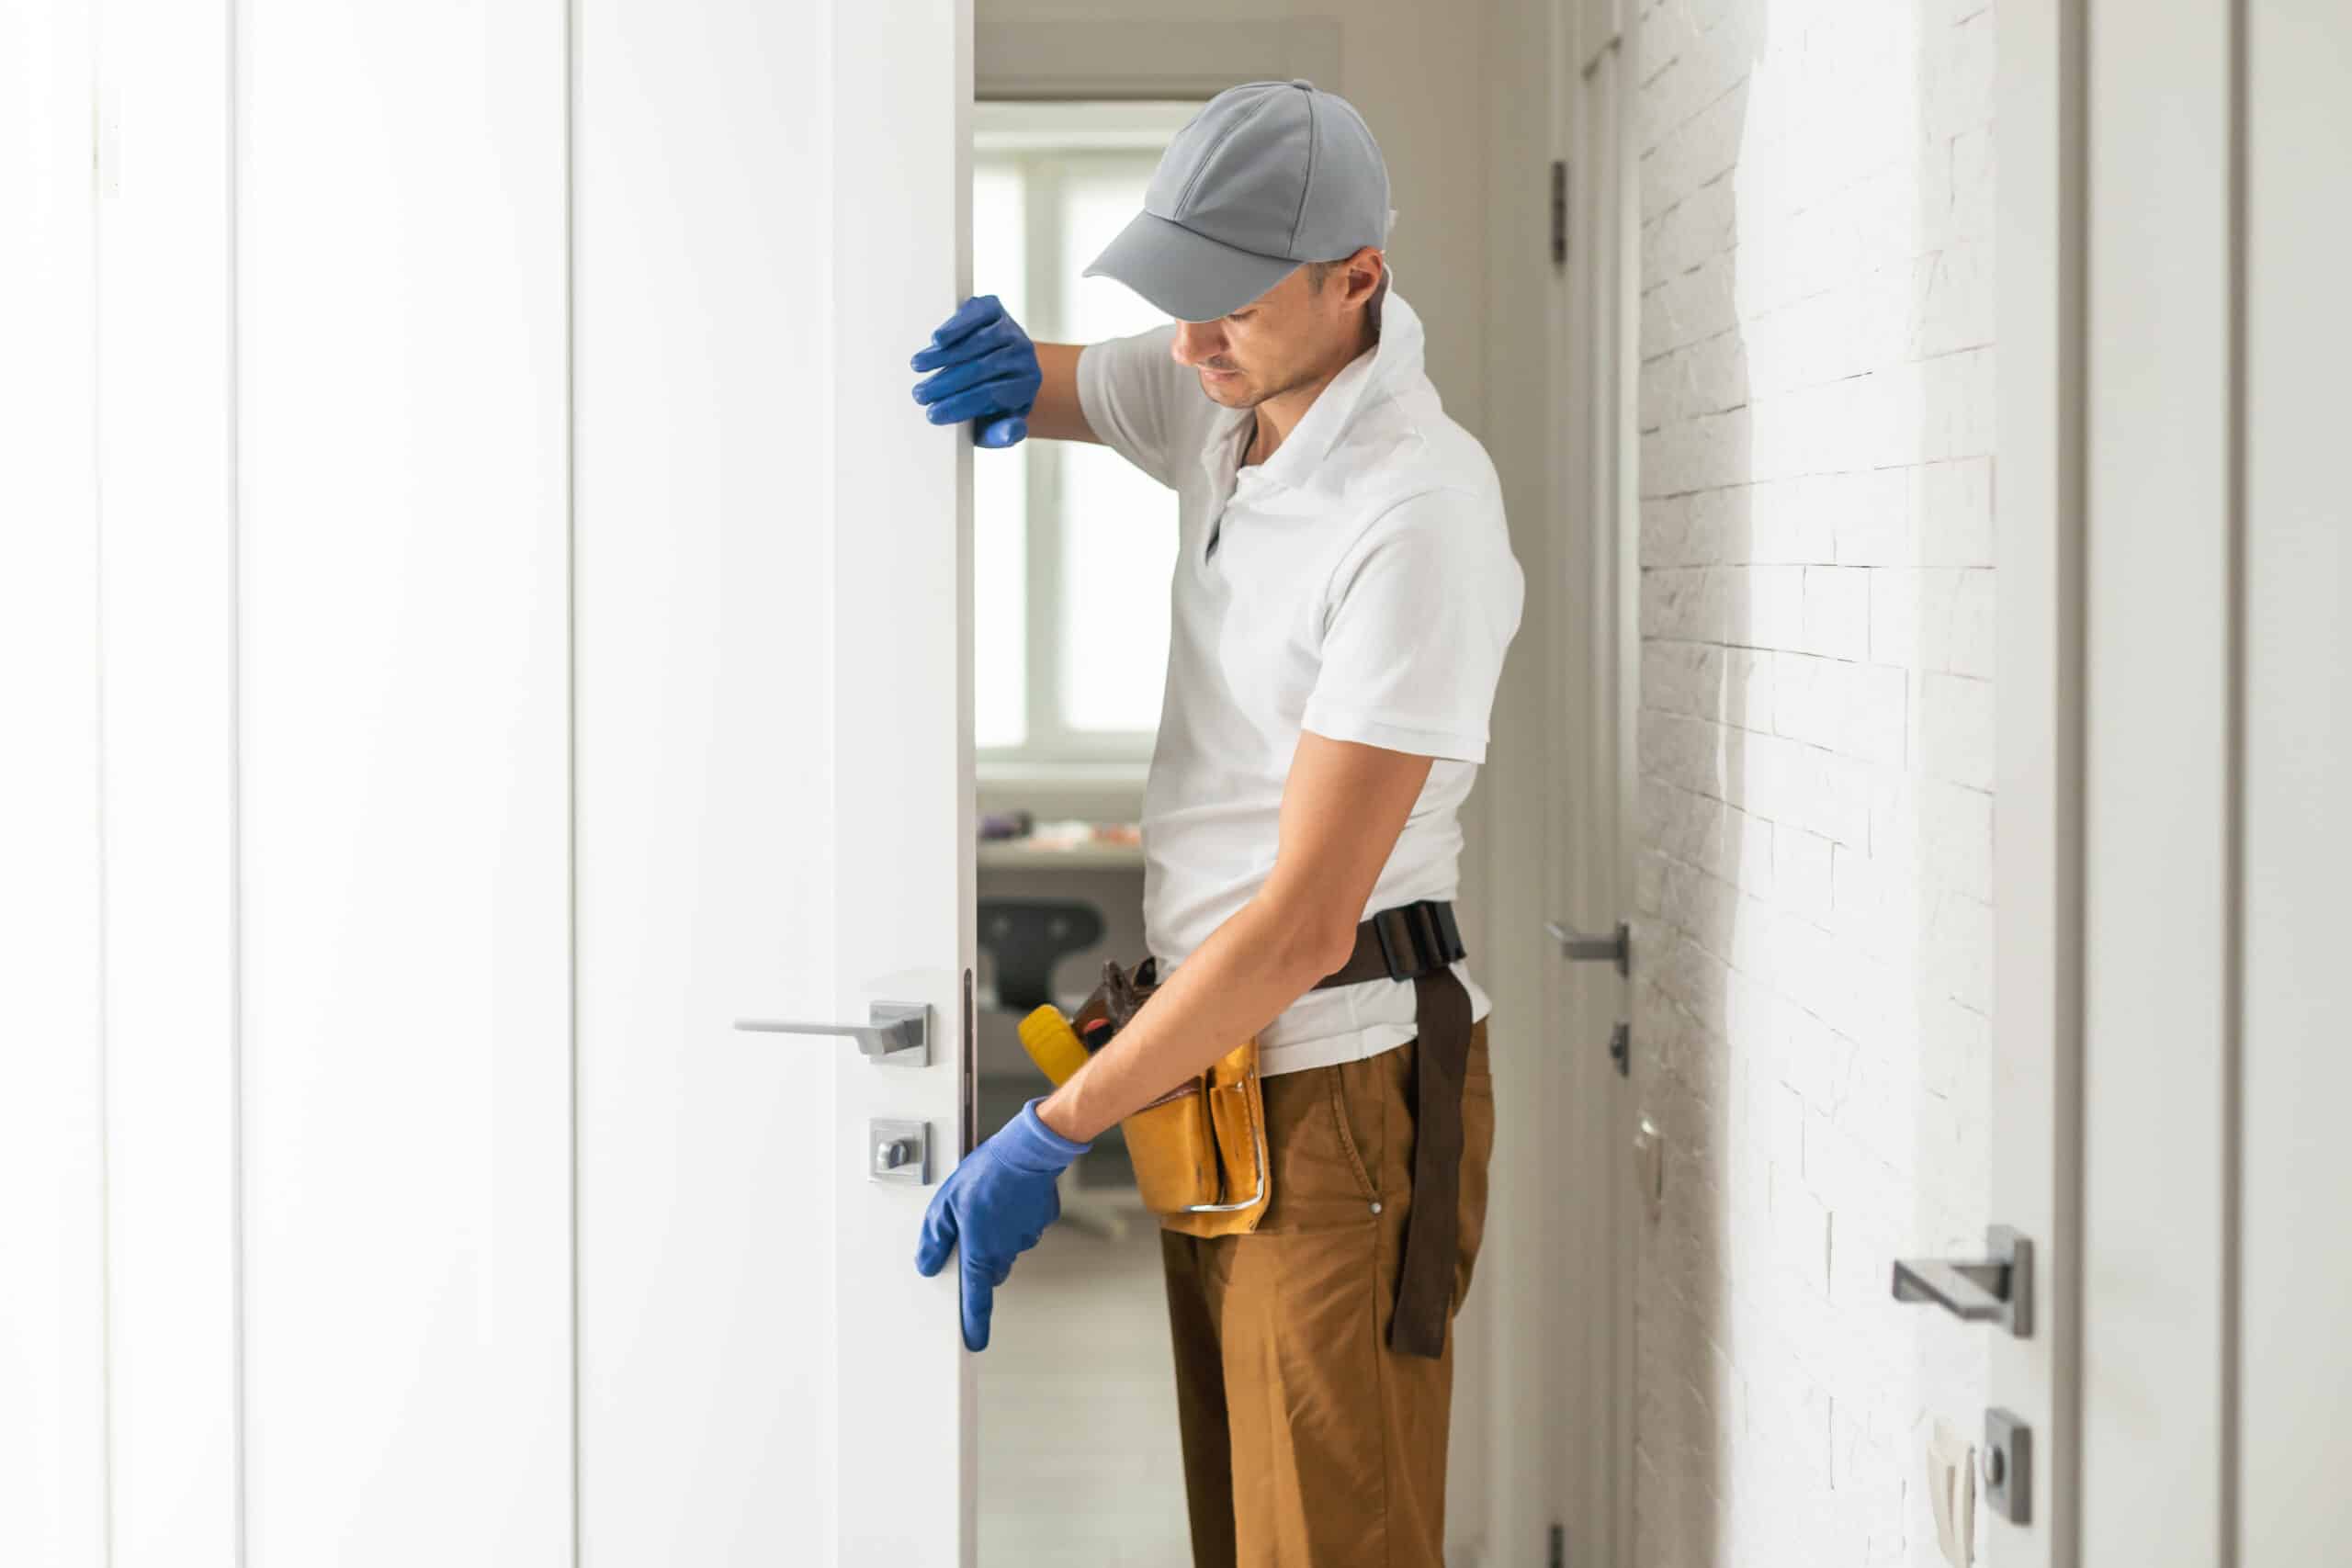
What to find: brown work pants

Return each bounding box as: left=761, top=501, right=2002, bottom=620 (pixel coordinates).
left=1159, top=1019, right=1496, bottom=1568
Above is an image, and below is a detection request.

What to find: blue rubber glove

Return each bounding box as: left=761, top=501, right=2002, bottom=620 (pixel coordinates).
left=910, top=294, right=1042, bottom=449
left=914, top=1098, right=1090, bottom=1351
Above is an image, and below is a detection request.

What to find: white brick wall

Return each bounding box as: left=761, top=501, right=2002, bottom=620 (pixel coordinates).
left=1630, top=1, right=1996, bottom=1562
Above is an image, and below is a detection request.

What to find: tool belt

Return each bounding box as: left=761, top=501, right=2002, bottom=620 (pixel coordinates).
left=1074, top=898, right=1472, bottom=1359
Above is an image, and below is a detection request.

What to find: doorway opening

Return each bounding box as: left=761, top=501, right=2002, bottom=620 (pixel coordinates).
left=968, top=96, right=1204, bottom=1565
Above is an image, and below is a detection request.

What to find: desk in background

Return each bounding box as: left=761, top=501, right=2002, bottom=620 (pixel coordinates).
left=975, top=823, right=1148, bottom=1229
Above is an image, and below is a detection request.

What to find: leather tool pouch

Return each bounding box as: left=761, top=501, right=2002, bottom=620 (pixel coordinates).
left=1072, top=957, right=1270, bottom=1237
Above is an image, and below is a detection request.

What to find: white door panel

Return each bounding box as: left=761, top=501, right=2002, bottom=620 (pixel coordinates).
left=1988, top=6, right=2075, bottom=1564
left=17, top=1, right=974, bottom=1560
left=1555, top=19, right=1638, bottom=1568
left=237, top=0, right=573, bottom=1560
left=1996, top=4, right=2352, bottom=1563
left=575, top=0, right=973, bottom=1562
left=0, top=5, right=107, bottom=1565
left=571, top=0, right=846, bottom=1556
left=2241, top=0, right=2352, bottom=1555
left=830, top=0, right=977, bottom=1557
left=2077, top=3, right=2234, bottom=1560
left=94, top=0, right=241, bottom=1561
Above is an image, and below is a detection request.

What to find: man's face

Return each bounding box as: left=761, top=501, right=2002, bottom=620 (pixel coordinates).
left=1166, top=251, right=1382, bottom=410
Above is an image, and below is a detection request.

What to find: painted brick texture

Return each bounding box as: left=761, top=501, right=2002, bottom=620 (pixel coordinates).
left=1630, top=1, right=1996, bottom=1563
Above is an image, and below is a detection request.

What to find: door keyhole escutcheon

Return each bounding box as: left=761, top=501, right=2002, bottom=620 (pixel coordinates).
left=868, top=1119, right=930, bottom=1186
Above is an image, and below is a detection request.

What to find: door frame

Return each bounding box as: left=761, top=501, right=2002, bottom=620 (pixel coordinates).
left=1993, top=3, right=2261, bottom=1564
left=1987, top=2, right=2086, bottom=1562
left=1563, top=2, right=1641, bottom=1563
left=974, top=16, right=1591, bottom=1565
left=1471, top=0, right=1637, bottom=1561
left=827, top=3, right=979, bottom=1561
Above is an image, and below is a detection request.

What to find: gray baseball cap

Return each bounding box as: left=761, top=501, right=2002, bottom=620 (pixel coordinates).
left=1083, top=79, right=1393, bottom=323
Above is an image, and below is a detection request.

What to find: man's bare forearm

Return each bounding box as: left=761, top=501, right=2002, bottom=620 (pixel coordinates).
left=1034, top=736, right=1432, bottom=1144
left=1023, top=342, right=1099, bottom=444
left=1034, top=893, right=1346, bottom=1144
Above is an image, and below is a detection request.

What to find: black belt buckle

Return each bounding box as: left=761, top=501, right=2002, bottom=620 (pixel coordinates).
left=1372, top=900, right=1465, bottom=982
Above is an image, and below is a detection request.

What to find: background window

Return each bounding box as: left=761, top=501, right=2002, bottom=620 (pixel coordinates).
left=972, top=101, right=1203, bottom=765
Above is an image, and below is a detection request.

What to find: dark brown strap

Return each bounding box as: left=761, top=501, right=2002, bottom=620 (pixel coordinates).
left=1386, top=966, right=1472, bottom=1358
left=1310, top=902, right=1472, bottom=1360
left=1309, top=899, right=1463, bottom=993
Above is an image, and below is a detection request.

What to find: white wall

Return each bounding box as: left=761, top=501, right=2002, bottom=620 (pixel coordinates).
left=1628, top=0, right=1998, bottom=1562
left=1, top=1, right=854, bottom=1561
left=3, top=3, right=580, bottom=1563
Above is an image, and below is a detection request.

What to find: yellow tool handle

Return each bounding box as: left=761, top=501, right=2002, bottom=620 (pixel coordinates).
left=1015, top=1005, right=1091, bottom=1087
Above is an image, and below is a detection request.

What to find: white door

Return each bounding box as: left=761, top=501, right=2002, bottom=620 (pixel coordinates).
left=4, top=0, right=978, bottom=1562
left=1984, top=0, right=2078, bottom=1555
left=1990, top=3, right=2352, bottom=1563
left=0, top=5, right=108, bottom=1561
left=2235, top=6, right=2352, bottom=1559
left=571, top=0, right=976, bottom=1561
left=1554, top=2, right=1638, bottom=1563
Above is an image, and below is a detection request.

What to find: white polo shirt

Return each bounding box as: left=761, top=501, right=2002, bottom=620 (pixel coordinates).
left=1075, top=287, right=1525, bottom=1076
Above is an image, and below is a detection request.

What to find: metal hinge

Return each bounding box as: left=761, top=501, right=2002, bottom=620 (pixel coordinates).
left=1608, top=1021, right=1630, bottom=1077
left=1549, top=160, right=1568, bottom=266
left=1548, top=1521, right=1566, bottom=1568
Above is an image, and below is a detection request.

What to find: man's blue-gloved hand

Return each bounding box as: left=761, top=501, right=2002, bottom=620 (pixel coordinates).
left=910, top=294, right=1042, bottom=449
left=914, top=1098, right=1090, bottom=1351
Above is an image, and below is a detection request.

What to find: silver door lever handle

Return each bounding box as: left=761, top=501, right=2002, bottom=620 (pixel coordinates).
left=1892, top=1225, right=2031, bottom=1337
left=1545, top=919, right=1631, bottom=976
left=733, top=1002, right=929, bottom=1066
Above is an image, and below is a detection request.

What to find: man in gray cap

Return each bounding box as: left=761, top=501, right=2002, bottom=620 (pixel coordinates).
left=910, top=80, right=1523, bottom=1567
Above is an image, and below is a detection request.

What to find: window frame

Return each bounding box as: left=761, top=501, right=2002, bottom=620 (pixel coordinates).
left=972, top=103, right=1201, bottom=769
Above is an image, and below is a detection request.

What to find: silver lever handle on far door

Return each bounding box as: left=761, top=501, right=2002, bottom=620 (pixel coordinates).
left=1891, top=1225, right=2032, bottom=1337
left=1545, top=918, right=1631, bottom=976
left=733, top=1002, right=930, bottom=1067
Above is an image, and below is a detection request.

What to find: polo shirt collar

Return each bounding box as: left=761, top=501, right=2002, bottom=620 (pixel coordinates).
left=1197, top=284, right=1428, bottom=494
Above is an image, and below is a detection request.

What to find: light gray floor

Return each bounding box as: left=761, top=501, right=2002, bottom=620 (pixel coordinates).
left=978, top=1217, right=1195, bottom=1568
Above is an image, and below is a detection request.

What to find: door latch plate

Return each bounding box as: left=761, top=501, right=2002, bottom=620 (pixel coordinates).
left=869, top=1119, right=930, bottom=1186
